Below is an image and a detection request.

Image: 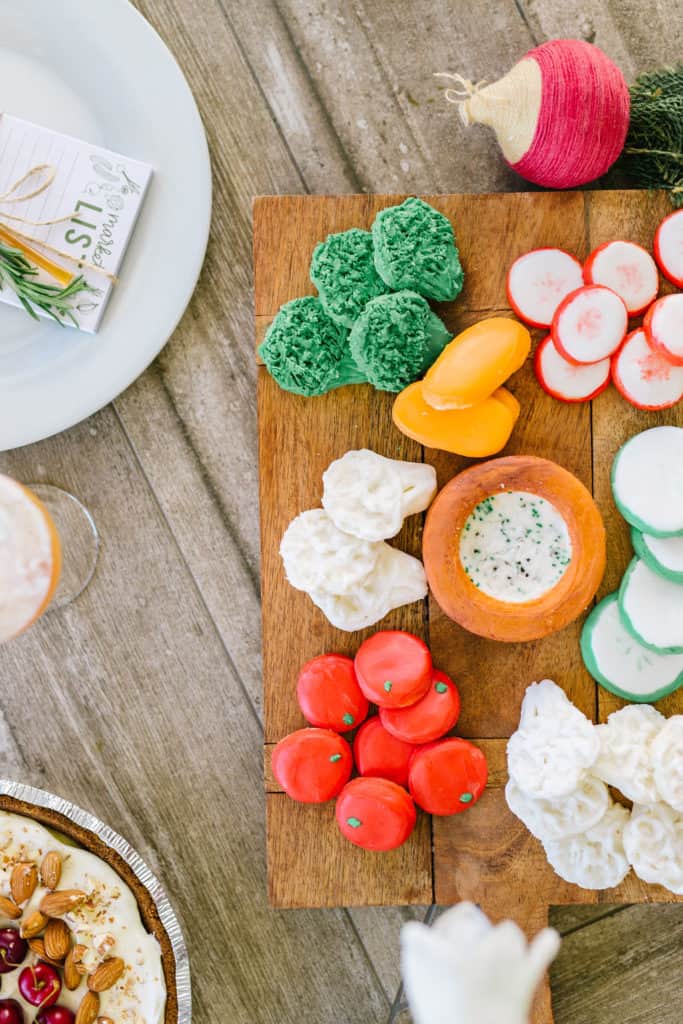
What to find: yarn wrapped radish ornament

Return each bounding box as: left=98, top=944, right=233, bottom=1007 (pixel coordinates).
left=438, top=40, right=630, bottom=189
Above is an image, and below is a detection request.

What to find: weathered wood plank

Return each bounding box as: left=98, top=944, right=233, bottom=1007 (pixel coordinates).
left=219, top=0, right=361, bottom=193
left=275, top=0, right=535, bottom=193
left=518, top=0, right=683, bottom=77
left=552, top=903, right=683, bottom=1024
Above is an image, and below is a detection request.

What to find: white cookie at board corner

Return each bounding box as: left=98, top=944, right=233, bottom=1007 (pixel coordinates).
left=592, top=704, right=665, bottom=804
left=321, top=449, right=437, bottom=541
left=652, top=716, right=683, bottom=812
left=506, top=680, right=599, bottom=799
left=505, top=776, right=609, bottom=842
left=543, top=802, right=631, bottom=890
left=624, top=802, right=683, bottom=894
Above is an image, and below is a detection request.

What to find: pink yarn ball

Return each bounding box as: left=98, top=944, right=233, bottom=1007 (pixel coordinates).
left=510, top=40, right=630, bottom=189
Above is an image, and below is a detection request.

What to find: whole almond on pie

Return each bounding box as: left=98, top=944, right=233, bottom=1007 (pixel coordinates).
left=44, top=917, right=71, bottom=961
left=10, top=862, right=37, bottom=904
left=64, top=946, right=83, bottom=990
left=0, top=895, right=21, bottom=919
left=40, top=889, right=87, bottom=917
left=20, top=910, right=49, bottom=938
left=28, top=936, right=63, bottom=967
left=40, top=851, right=62, bottom=890
left=88, top=956, right=125, bottom=992
left=97, top=1018, right=114, bottom=1024
left=76, top=991, right=100, bottom=1024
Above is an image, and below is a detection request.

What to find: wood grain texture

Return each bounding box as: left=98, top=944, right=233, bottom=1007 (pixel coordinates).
left=552, top=904, right=683, bottom=1024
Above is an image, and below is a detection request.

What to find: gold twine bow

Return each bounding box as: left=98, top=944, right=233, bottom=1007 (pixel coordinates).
left=0, top=163, right=117, bottom=284
left=434, top=72, right=492, bottom=104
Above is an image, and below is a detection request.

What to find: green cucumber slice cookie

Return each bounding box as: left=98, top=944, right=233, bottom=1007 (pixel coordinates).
left=632, top=527, right=683, bottom=583
left=581, top=592, right=683, bottom=701
left=612, top=426, right=683, bottom=537
left=618, top=557, right=683, bottom=654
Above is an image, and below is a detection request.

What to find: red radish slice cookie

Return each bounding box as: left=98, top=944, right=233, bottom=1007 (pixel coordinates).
left=271, top=728, right=352, bottom=803
left=612, top=328, right=683, bottom=411
left=644, top=294, right=683, bottom=367
left=354, top=630, right=432, bottom=708
left=408, top=737, right=488, bottom=816
left=584, top=240, right=658, bottom=316
left=353, top=717, right=417, bottom=787
left=655, top=209, right=683, bottom=289
left=380, top=669, right=461, bottom=744
left=552, top=285, right=627, bottom=364
left=297, top=654, right=369, bottom=732
left=336, top=777, right=416, bottom=851
left=535, top=334, right=610, bottom=403
left=507, top=248, right=584, bottom=328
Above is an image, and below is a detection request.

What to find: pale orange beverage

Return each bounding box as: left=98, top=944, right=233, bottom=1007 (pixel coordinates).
left=0, top=474, right=62, bottom=642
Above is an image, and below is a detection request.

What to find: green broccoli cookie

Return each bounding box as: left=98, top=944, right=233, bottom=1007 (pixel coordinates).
left=259, top=296, right=366, bottom=397
left=371, top=197, right=464, bottom=302
left=349, top=290, right=451, bottom=392
left=310, top=228, right=390, bottom=327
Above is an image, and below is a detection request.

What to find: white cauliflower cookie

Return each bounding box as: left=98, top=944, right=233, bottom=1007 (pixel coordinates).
left=652, top=716, right=683, bottom=812
left=507, top=680, right=599, bottom=799
left=624, top=803, right=683, bottom=894
left=505, top=776, right=609, bottom=842
left=310, top=546, right=427, bottom=632
left=280, top=509, right=381, bottom=594
left=543, top=802, right=631, bottom=890
left=322, top=448, right=436, bottom=541
left=592, top=704, right=665, bottom=804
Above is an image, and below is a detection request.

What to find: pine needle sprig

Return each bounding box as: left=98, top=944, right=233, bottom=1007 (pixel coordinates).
left=0, top=241, right=92, bottom=326
left=617, top=64, right=683, bottom=207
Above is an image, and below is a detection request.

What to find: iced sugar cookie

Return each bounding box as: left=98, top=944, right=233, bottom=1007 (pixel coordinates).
left=543, top=802, right=630, bottom=890
left=349, top=290, right=451, bottom=392
left=507, top=680, right=599, bottom=799
left=652, top=717, right=683, bottom=812
left=310, top=228, right=390, bottom=327
left=371, top=197, right=464, bottom=301
left=505, top=776, right=609, bottom=842
left=624, top=802, right=683, bottom=894
left=592, top=705, right=664, bottom=804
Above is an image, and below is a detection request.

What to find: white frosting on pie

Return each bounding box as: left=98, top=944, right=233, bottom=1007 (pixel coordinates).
left=0, top=810, right=166, bottom=1024
left=0, top=477, right=56, bottom=642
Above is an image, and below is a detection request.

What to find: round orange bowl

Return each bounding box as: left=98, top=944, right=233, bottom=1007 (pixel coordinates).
left=422, top=455, right=606, bottom=642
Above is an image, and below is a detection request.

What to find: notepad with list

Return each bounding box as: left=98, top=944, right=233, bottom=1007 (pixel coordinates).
left=0, top=113, right=153, bottom=332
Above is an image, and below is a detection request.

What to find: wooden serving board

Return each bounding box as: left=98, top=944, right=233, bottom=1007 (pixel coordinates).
left=255, top=191, right=683, bottom=1023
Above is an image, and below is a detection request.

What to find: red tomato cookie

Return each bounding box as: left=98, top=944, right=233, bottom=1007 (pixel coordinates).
left=380, top=669, right=461, bottom=744
left=408, top=738, right=487, bottom=815
left=354, top=630, right=432, bottom=708
left=297, top=654, right=369, bottom=732
left=336, top=777, right=416, bottom=851
left=272, top=728, right=352, bottom=803
left=353, top=717, right=417, bottom=786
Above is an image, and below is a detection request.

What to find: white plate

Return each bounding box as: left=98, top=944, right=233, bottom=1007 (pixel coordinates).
left=0, top=0, right=211, bottom=451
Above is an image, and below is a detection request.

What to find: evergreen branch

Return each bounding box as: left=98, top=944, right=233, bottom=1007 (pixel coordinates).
left=0, top=241, right=92, bottom=325
left=612, top=63, right=683, bottom=207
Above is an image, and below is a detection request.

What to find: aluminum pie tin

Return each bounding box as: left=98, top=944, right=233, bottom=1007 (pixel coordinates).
left=0, top=778, right=191, bottom=1024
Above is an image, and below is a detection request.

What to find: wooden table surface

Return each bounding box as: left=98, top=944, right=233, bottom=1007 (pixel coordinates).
left=2, top=2, right=683, bottom=1022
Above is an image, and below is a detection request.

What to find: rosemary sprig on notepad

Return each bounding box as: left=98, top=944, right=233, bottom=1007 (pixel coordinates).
left=0, top=241, right=91, bottom=325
